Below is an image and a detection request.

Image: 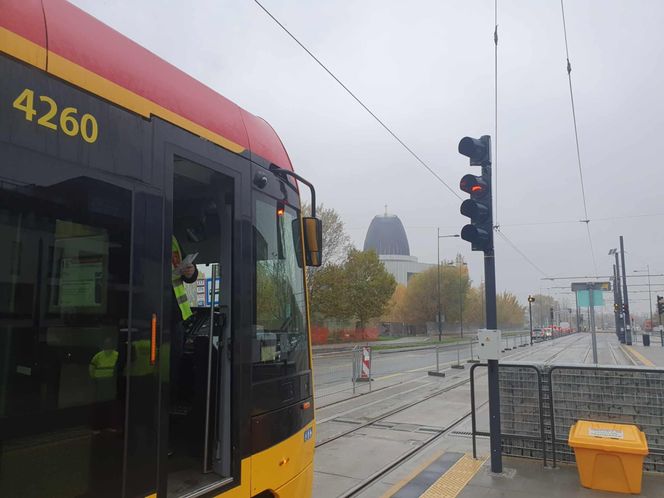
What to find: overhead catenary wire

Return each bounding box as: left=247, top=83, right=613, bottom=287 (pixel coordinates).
left=494, top=0, right=499, bottom=228
left=254, top=0, right=462, bottom=201
left=495, top=229, right=548, bottom=277
left=560, top=0, right=597, bottom=275
left=500, top=212, right=664, bottom=228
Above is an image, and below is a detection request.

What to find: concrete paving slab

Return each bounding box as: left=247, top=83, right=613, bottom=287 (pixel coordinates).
left=313, top=471, right=360, bottom=498
left=457, top=457, right=664, bottom=498
left=624, top=342, right=664, bottom=367
left=314, top=427, right=431, bottom=481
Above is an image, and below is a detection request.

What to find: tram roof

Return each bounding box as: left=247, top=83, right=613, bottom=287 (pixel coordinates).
left=1, top=0, right=294, bottom=170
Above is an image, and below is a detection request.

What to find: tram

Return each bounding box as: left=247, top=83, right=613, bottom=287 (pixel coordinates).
left=0, top=1, right=321, bottom=497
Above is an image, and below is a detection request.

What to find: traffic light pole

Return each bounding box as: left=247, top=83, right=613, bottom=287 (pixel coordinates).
left=588, top=283, right=598, bottom=364
left=528, top=299, right=533, bottom=346
left=485, top=246, right=502, bottom=474
left=620, top=236, right=632, bottom=345
left=437, top=228, right=442, bottom=342
left=614, top=252, right=625, bottom=343
left=575, top=291, right=581, bottom=334
left=482, top=161, right=502, bottom=475
left=458, top=135, right=501, bottom=474
left=613, top=265, right=625, bottom=342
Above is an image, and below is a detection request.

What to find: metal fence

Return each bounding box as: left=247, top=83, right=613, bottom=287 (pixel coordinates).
left=470, top=362, right=664, bottom=472
left=470, top=363, right=548, bottom=466
left=549, top=365, right=664, bottom=471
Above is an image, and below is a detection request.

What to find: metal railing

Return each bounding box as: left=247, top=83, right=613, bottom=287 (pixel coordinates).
left=470, top=363, right=547, bottom=466
left=470, top=362, right=664, bottom=472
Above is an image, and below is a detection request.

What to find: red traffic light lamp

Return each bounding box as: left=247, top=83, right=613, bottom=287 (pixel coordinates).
left=460, top=174, right=489, bottom=197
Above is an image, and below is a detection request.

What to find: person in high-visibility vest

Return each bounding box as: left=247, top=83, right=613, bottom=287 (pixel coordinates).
left=89, top=337, right=119, bottom=431
left=89, top=337, right=119, bottom=383
left=171, top=235, right=198, bottom=320
left=170, top=235, right=198, bottom=398
left=169, top=235, right=199, bottom=456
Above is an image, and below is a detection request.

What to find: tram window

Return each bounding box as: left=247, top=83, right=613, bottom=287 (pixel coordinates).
left=253, top=198, right=308, bottom=381
left=0, top=174, right=131, bottom=498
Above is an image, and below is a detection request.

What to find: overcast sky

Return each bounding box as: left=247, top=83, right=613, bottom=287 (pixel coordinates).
left=71, top=0, right=664, bottom=316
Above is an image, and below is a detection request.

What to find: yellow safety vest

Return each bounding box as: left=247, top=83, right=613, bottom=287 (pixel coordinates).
left=172, top=236, right=193, bottom=321
left=89, top=350, right=118, bottom=379
left=129, top=339, right=154, bottom=377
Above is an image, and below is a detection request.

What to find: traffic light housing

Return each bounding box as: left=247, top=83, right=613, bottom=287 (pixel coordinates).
left=658, top=295, right=664, bottom=315
left=458, top=136, right=491, bottom=165
left=458, top=135, right=493, bottom=252
left=614, top=303, right=620, bottom=313
left=528, top=295, right=535, bottom=303
left=622, top=303, right=629, bottom=315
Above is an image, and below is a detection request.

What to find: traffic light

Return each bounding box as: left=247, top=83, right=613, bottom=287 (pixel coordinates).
left=528, top=295, right=535, bottom=303
left=622, top=303, right=629, bottom=314
left=658, top=295, right=664, bottom=315
left=458, top=135, right=492, bottom=252
left=614, top=303, right=620, bottom=313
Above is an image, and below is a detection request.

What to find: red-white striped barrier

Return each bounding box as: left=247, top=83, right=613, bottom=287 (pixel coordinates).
left=360, top=346, right=371, bottom=379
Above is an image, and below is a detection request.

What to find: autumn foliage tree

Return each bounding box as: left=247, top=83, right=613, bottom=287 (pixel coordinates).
left=384, top=284, right=408, bottom=322
left=497, top=292, right=526, bottom=329
left=398, top=260, right=470, bottom=327
left=311, top=250, right=396, bottom=329
left=344, top=250, right=397, bottom=328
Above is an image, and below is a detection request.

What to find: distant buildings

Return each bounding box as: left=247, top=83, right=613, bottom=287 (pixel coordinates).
left=363, top=212, right=434, bottom=286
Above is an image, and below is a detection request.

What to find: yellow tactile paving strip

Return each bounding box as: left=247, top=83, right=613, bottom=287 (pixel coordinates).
left=381, top=450, right=446, bottom=498
left=420, top=454, right=487, bottom=498
left=623, top=345, right=655, bottom=366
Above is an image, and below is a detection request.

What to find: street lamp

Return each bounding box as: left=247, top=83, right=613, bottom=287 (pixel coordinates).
left=609, top=248, right=625, bottom=343
left=528, top=295, right=535, bottom=345
left=437, top=229, right=459, bottom=342
left=458, top=261, right=468, bottom=337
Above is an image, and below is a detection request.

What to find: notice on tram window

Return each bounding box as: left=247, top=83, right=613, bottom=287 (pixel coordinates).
left=588, top=428, right=624, bottom=439
left=59, top=257, right=104, bottom=307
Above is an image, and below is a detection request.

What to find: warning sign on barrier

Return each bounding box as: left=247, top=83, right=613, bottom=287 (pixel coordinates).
left=360, top=346, right=371, bottom=379
left=588, top=428, right=625, bottom=439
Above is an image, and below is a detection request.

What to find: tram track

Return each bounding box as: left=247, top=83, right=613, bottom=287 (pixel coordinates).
left=316, top=333, right=576, bottom=416
left=542, top=334, right=586, bottom=364
left=317, top=334, right=587, bottom=497
left=315, top=376, right=474, bottom=448
left=337, top=401, right=488, bottom=498
left=582, top=345, right=592, bottom=364
left=315, top=377, right=422, bottom=409
left=316, top=334, right=581, bottom=449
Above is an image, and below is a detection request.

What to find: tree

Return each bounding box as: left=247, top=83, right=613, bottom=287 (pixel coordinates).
left=302, top=203, right=353, bottom=267
left=399, top=267, right=439, bottom=324
left=343, top=250, right=396, bottom=328
left=303, top=204, right=353, bottom=319
left=309, top=263, right=349, bottom=320
left=310, top=250, right=396, bottom=328
left=399, top=258, right=470, bottom=328
left=384, top=284, right=408, bottom=322
left=529, top=294, right=559, bottom=328
left=497, top=292, right=526, bottom=329
left=463, top=285, right=484, bottom=328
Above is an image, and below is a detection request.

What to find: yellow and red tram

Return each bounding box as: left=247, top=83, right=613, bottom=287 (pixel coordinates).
left=0, top=1, right=320, bottom=496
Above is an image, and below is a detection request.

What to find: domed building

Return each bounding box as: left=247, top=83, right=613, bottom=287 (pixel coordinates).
left=363, top=211, right=434, bottom=286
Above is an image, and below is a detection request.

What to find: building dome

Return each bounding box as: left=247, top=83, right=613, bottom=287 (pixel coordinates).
left=363, top=213, right=410, bottom=256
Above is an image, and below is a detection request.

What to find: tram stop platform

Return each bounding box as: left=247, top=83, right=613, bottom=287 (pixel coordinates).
left=622, top=339, right=664, bottom=368
left=384, top=454, right=664, bottom=498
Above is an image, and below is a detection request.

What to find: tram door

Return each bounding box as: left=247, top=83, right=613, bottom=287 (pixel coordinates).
left=166, top=156, right=233, bottom=496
